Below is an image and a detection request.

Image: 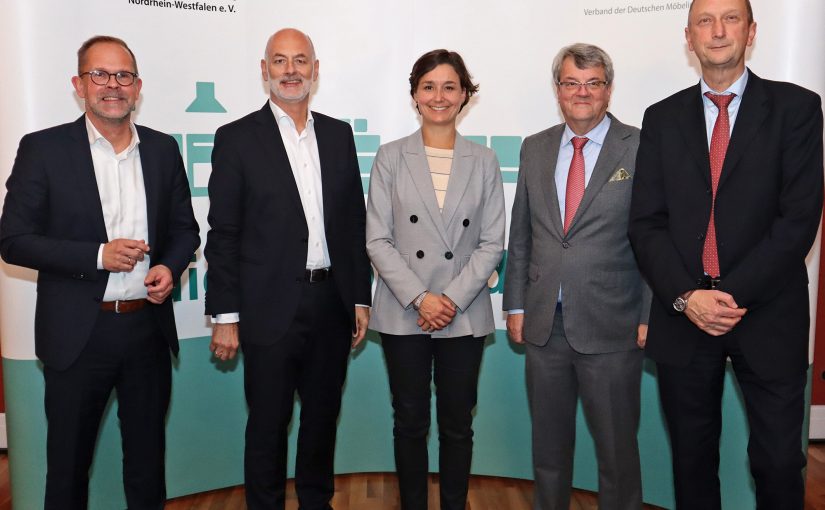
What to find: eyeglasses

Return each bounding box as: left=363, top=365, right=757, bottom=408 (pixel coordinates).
left=557, top=80, right=609, bottom=92
left=79, top=69, right=139, bottom=86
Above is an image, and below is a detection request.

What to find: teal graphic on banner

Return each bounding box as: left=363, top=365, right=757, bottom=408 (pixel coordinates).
left=186, top=82, right=226, bottom=113
left=340, top=118, right=380, bottom=193
left=172, top=254, right=201, bottom=302
left=465, top=135, right=521, bottom=183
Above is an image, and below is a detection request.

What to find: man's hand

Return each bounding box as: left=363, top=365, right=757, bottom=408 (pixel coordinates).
left=637, top=323, right=648, bottom=348
left=507, top=313, right=525, bottom=344
left=417, top=293, right=456, bottom=330
left=144, top=264, right=173, bottom=304
left=684, top=289, right=747, bottom=336
left=352, top=306, right=370, bottom=348
left=210, top=323, right=240, bottom=361
left=103, top=238, right=150, bottom=273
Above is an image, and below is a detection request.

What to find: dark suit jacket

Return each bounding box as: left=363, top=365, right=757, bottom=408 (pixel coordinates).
left=629, top=71, right=824, bottom=380
left=0, top=116, right=200, bottom=371
left=504, top=114, right=651, bottom=353
left=204, top=103, right=371, bottom=344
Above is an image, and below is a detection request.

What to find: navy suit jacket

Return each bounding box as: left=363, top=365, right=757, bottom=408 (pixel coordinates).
left=629, top=71, right=824, bottom=380
left=0, top=116, right=200, bottom=370
left=204, top=103, right=371, bottom=345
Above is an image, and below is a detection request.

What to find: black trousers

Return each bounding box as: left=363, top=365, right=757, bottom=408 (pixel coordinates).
left=242, top=277, right=351, bottom=510
left=43, top=307, right=171, bottom=510
left=380, top=333, right=485, bottom=510
left=657, top=333, right=807, bottom=510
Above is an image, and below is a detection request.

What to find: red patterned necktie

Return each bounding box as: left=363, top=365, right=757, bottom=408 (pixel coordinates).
left=564, top=136, right=588, bottom=234
left=703, top=92, right=735, bottom=278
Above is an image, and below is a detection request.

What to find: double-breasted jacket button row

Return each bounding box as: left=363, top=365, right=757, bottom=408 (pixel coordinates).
left=409, top=215, right=469, bottom=260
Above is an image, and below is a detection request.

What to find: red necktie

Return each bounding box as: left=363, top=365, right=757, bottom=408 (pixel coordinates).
left=564, top=137, right=588, bottom=234
left=703, top=92, right=735, bottom=278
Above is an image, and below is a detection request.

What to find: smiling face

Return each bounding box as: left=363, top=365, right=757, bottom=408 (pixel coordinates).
left=556, top=56, right=612, bottom=136
left=686, top=0, right=756, bottom=76
left=412, top=63, right=467, bottom=129
left=71, top=41, right=141, bottom=126
left=261, top=29, right=318, bottom=108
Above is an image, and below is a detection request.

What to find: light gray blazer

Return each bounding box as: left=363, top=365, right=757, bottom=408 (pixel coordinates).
left=503, top=114, right=651, bottom=353
left=366, top=130, right=505, bottom=338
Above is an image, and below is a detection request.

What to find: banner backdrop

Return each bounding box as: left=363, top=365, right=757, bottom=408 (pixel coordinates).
left=1, top=0, right=823, bottom=508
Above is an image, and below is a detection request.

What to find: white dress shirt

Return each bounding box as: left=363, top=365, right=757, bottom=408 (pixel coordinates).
left=700, top=68, right=749, bottom=146
left=271, top=101, right=331, bottom=269
left=87, top=116, right=150, bottom=301
left=214, top=102, right=335, bottom=324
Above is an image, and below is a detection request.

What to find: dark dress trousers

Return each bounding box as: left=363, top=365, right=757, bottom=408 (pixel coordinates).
left=0, top=116, right=200, bottom=509
left=204, top=103, right=371, bottom=510
left=629, top=71, right=823, bottom=509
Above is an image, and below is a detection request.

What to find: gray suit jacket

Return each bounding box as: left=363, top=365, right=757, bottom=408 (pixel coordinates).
left=366, top=130, right=505, bottom=337
left=503, top=114, right=651, bottom=353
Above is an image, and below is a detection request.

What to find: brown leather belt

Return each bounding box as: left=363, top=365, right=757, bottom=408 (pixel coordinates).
left=305, top=268, right=330, bottom=283
left=100, top=299, right=149, bottom=313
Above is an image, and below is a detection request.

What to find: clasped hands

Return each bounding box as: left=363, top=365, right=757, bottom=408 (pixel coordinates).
left=417, top=293, right=456, bottom=333
left=685, top=289, right=747, bottom=336
left=102, top=238, right=173, bottom=304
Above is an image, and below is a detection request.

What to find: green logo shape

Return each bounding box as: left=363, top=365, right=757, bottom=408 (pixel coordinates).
left=186, top=82, right=226, bottom=113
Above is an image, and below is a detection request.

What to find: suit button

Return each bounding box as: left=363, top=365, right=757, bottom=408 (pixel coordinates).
left=697, top=232, right=705, bottom=240
left=417, top=250, right=425, bottom=259
left=706, top=188, right=712, bottom=195
left=445, top=251, right=453, bottom=260
left=410, top=215, right=418, bottom=223
left=463, top=219, right=470, bottom=227
left=562, top=242, right=570, bottom=249
left=696, top=278, right=705, bottom=286
left=94, top=297, right=101, bottom=303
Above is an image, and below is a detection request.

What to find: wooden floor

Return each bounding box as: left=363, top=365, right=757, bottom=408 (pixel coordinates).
left=0, top=445, right=822, bottom=509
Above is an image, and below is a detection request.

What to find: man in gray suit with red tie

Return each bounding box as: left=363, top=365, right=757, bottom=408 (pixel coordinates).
left=503, top=43, right=651, bottom=510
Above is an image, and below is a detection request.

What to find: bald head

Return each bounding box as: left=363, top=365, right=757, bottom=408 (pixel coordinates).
left=264, top=28, right=316, bottom=62
left=260, top=27, right=319, bottom=108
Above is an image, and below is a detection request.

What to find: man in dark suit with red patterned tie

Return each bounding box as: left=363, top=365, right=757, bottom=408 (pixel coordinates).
left=629, top=1, right=823, bottom=508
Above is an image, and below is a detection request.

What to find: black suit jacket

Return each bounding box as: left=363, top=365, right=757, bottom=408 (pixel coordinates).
left=204, top=103, right=371, bottom=344
left=0, top=116, right=200, bottom=370
left=629, top=71, right=824, bottom=380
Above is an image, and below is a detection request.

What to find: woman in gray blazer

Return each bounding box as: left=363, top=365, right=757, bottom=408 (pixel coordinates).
left=366, top=49, right=505, bottom=510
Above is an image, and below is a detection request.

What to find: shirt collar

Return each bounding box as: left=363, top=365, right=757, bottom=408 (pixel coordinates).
left=562, top=113, right=612, bottom=147
left=700, top=68, right=749, bottom=98
left=84, top=115, right=140, bottom=154
left=269, top=100, right=314, bottom=131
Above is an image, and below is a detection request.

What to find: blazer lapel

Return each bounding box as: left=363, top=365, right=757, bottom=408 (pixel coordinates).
left=440, top=134, right=474, bottom=231
left=135, top=125, right=159, bottom=248
left=69, top=116, right=108, bottom=242
left=402, top=130, right=450, bottom=245
left=540, top=126, right=565, bottom=237
left=566, top=115, right=630, bottom=235
left=677, top=84, right=712, bottom=187
left=314, top=113, right=339, bottom=233
left=253, top=103, right=305, bottom=220
left=718, top=72, right=769, bottom=190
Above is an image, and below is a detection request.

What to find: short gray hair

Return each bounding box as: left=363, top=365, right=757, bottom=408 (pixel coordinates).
left=552, top=43, right=614, bottom=85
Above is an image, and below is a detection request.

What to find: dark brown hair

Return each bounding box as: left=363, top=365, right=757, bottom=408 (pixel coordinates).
left=77, top=35, right=138, bottom=75
left=409, top=49, right=479, bottom=111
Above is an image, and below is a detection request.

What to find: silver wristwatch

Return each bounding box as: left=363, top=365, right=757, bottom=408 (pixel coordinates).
left=673, top=291, right=693, bottom=313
